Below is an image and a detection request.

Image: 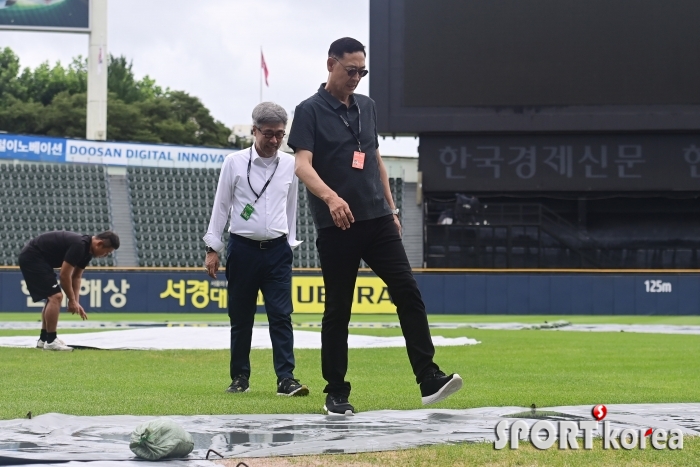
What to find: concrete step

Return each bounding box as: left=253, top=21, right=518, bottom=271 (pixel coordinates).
left=106, top=172, right=138, bottom=267
left=402, top=182, right=423, bottom=268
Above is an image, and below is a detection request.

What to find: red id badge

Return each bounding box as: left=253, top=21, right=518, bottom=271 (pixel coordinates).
left=352, top=151, right=366, bottom=169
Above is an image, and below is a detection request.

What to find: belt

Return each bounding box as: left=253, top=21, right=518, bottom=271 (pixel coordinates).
left=232, top=233, right=287, bottom=250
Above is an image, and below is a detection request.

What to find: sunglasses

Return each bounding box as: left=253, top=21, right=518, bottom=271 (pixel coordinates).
left=255, top=127, right=286, bottom=140
left=331, top=56, right=369, bottom=78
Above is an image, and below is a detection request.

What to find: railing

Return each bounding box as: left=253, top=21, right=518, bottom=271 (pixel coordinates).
left=423, top=202, right=698, bottom=269
left=446, top=203, right=607, bottom=267
left=425, top=224, right=598, bottom=268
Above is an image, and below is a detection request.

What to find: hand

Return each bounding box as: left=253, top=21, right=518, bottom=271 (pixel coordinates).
left=205, top=251, right=220, bottom=279
left=327, top=194, right=354, bottom=230
left=68, top=300, right=88, bottom=320
left=393, top=214, right=402, bottom=237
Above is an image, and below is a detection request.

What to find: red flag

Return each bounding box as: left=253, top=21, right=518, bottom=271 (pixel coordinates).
left=261, top=51, right=269, bottom=87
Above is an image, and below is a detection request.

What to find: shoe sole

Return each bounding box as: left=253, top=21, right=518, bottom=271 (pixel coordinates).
left=421, top=374, right=463, bottom=406
left=43, top=346, right=73, bottom=352
left=323, top=405, right=354, bottom=416
left=225, top=388, right=250, bottom=393
left=277, top=386, right=309, bottom=397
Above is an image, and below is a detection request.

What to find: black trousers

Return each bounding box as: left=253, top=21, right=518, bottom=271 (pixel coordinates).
left=226, top=234, right=295, bottom=381
left=316, top=215, right=439, bottom=396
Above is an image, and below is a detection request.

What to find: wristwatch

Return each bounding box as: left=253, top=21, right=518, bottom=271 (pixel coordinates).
left=205, top=246, right=216, bottom=253
left=391, top=208, right=400, bottom=216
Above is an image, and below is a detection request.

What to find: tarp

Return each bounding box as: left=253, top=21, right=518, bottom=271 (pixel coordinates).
left=0, top=404, right=698, bottom=466
left=430, top=322, right=700, bottom=335
left=4, top=320, right=700, bottom=334
left=0, top=327, right=480, bottom=350
left=551, top=324, right=700, bottom=335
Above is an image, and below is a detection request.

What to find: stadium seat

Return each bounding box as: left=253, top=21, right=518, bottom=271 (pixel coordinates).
left=0, top=161, right=111, bottom=263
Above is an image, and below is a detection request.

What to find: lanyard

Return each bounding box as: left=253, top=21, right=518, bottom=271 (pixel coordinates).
left=338, top=103, right=362, bottom=153
left=246, top=147, right=279, bottom=205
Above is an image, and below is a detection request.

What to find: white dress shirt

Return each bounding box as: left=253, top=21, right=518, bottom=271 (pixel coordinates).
left=203, top=146, right=300, bottom=252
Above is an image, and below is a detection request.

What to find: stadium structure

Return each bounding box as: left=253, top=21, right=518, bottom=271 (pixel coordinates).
left=371, top=0, right=700, bottom=271
left=2, top=0, right=700, bottom=317
left=2, top=2, right=700, bottom=465
left=0, top=160, right=408, bottom=270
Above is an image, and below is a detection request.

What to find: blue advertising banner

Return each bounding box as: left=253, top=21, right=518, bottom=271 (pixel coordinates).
left=1, top=269, right=699, bottom=315
left=1, top=270, right=231, bottom=313
left=0, top=133, right=233, bottom=169
left=0, top=134, right=66, bottom=163
left=0, top=270, right=394, bottom=314
left=64, top=139, right=231, bottom=169
left=416, top=272, right=700, bottom=315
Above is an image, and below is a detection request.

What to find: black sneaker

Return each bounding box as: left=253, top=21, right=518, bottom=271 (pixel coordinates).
left=323, top=393, right=355, bottom=415
left=420, top=371, right=463, bottom=405
left=277, top=378, right=309, bottom=397
left=226, top=374, right=250, bottom=393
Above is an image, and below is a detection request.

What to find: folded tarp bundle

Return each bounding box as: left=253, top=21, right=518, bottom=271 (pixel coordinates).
left=129, top=418, right=194, bottom=461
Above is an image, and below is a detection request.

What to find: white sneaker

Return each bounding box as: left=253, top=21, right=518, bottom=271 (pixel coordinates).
left=37, top=338, right=65, bottom=348
left=43, top=340, right=73, bottom=351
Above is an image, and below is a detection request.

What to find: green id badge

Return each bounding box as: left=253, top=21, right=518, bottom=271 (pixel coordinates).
left=240, top=203, right=255, bottom=220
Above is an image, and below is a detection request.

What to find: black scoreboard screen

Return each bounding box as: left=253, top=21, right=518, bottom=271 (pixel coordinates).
left=405, top=0, right=700, bottom=107
left=370, top=0, right=700, bottom=133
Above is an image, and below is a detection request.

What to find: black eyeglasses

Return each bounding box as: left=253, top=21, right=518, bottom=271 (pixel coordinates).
left=331, top=56, right=369, bottom=78
left=255, top=127, right=286, bottom=140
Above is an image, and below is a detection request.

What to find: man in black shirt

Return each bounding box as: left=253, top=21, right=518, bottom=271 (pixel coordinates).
left=288, top=38, right=462, bottom=415
left=18, top=230, right=120, bottom=351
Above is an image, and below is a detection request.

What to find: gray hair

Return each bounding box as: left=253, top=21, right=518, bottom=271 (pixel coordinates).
left=252, top=102, right=288, bottom=127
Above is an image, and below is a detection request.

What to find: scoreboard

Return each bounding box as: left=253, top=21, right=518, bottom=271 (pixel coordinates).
left=370, top=0, right=700, bottom=134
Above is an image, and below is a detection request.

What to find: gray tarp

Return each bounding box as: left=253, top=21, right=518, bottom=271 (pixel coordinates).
left=2, top=321, right=700, bottom=351
left=0, top=404, right=698, bottom=466
left=4, top=320, right=700, bottom=334
left=0, top=327, right=479, bottom=350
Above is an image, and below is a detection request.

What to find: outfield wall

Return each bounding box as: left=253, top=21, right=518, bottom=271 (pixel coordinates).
left=1, top=268, right=698, bottom=315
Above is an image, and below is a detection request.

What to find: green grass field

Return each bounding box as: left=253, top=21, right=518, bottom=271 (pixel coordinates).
left=1, top=312, right=699, bottom=466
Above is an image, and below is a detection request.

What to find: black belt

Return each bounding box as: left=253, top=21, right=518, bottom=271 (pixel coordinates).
left=232, top=233, right=287, bottom=250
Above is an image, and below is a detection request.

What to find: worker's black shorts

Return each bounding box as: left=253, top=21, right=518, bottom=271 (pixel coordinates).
left=18, top=252, right=60, bottom=303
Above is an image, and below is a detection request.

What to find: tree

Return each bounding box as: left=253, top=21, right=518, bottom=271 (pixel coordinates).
left=42, top=92, right=87, bottom=138
left=0, top=47, right=24, bottom=99
left=0, top=96, right=43, bottom=136
left=0, top=47, right=232, bottom=148
left=108, top=55, right=164, bottom=104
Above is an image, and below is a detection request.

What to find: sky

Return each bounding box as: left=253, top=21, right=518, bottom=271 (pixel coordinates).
left=0, top=0, right=419, bottom=156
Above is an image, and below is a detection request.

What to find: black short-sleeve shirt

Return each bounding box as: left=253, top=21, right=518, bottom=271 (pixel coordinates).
left=22, top=231, right=93, bottom=269
left=288, top=84, right=391, bottom=229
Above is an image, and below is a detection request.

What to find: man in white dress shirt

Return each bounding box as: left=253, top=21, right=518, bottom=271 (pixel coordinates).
left=203, top=102, right=308, bottom=397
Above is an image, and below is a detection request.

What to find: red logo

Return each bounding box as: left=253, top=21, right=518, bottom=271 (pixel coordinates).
left=645, top=428, right=653, bottom=437
left=592, top=404, right=607, bottom=421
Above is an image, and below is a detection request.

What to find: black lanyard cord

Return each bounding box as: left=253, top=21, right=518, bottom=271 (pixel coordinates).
left=246, top=147, right=279, bottom=205
left=338, top=105, right=362, bottom=152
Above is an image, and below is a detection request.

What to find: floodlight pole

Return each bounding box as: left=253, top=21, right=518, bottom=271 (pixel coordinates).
left=86, top=0, right=108, bottom=141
